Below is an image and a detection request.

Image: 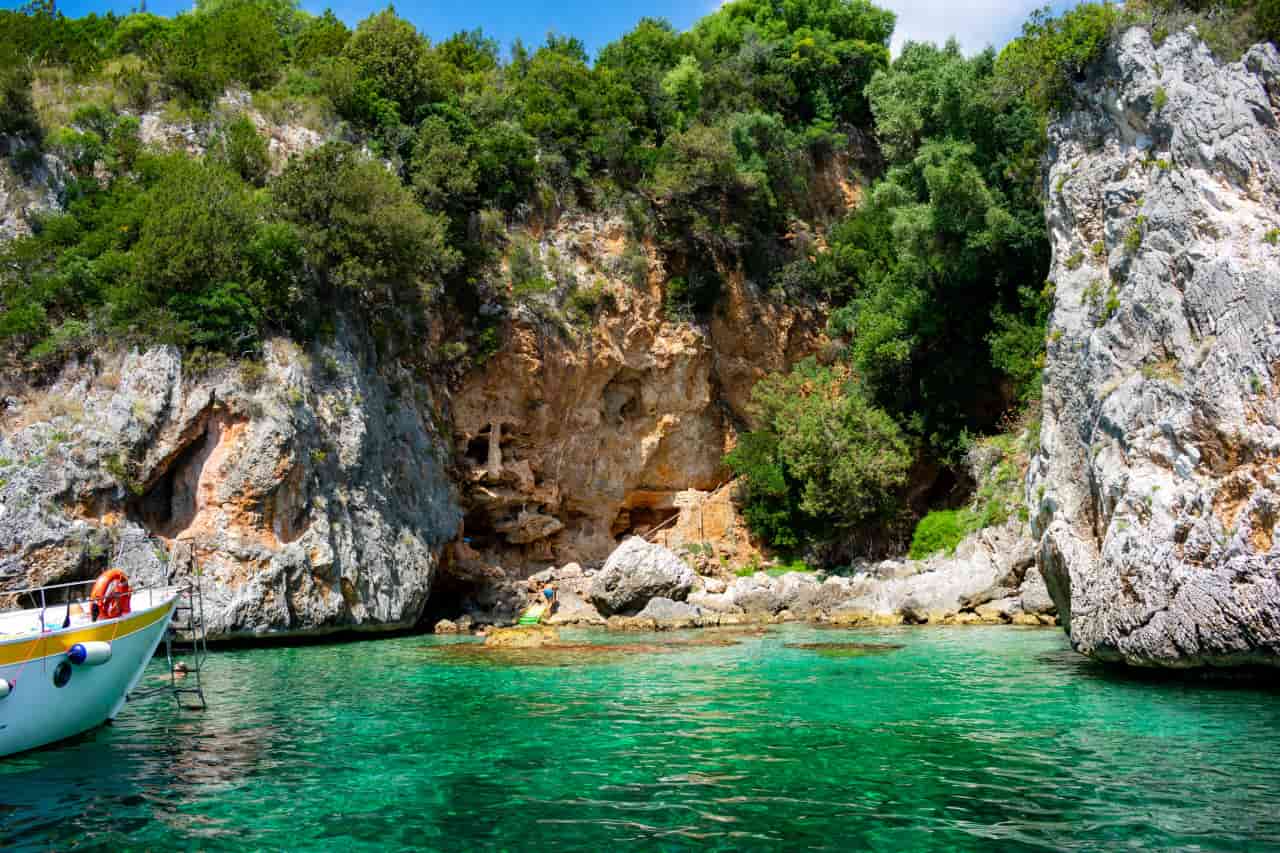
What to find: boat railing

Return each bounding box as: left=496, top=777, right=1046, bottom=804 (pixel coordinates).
left=2, top=529, right=199, bottom=613
left=0, top=577, right=186, bottom=614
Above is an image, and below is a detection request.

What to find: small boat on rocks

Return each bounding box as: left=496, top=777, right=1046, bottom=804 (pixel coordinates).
left=0, top=571, right=181, bottom=758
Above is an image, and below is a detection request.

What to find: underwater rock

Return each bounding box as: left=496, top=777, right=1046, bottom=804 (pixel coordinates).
left=785, top=642, right=905, bottom=657
left=484, top=625, right=560, bottom=648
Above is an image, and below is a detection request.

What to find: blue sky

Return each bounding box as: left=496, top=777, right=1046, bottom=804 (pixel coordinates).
left=4, top=0, right=1078, bottom=59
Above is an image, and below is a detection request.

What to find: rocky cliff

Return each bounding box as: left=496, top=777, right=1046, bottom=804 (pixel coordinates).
left=0, top=94, right=859, bottom=639
left=0, top=326, right=460, bottom=640
left=1034, top=28, right=1280, bottom=667
left=448, top=212, right=830, bottom=576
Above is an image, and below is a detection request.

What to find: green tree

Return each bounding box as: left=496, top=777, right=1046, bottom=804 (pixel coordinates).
left=149, top=0, right=284, bottom=102
left=0, top=52, right=40, bottom=139
left=127, top=157, right=264, bottom=344
left=661, top=55, right=704, bottom=129
left=410, top=115, right=476, bottom=211
left=211, top=115, right=271, bottom=186
left=726, top=359, right=913, bottom=549
left=272, top=142, right=459, bottom=310
left=690, top=0, right=895, bottom=127
left=343, top=8, right=429, bottom=122
left=293, top=9, right=349, bottom=65
left=824, top=41, right=1049, bottom=454
left=437, top=28, right=499, bottom=75
left=993, top=3, right=1119, bottom=114
left=596, top=17, right=683, bottom=137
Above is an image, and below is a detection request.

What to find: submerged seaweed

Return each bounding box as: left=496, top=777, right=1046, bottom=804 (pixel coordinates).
left=420, top=636, right=743, bottom=667
left=784, top=642, right=905, bottom=658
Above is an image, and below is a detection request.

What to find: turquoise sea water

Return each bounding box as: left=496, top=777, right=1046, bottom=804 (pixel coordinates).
left=4, top=625, right=1280, bottom=851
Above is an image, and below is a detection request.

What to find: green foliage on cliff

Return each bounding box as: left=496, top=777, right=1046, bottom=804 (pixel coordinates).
left=908, top=509, right=968, bottom=559
left=0, top=135, right=447, bottom=360
left=726, top=359, right=912, bottom=549
left=818, top=40, right=1051, bottom=455
left=994, top=3, right=1120, bottom=114
left=272, top=142, right=458, bottom=308
left=0, top=0, right=903, bottom=369
left=0, top=54, right=40, bottom=139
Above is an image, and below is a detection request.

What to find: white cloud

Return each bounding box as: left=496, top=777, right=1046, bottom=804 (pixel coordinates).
left=879, top=0, right=1050, bottom=56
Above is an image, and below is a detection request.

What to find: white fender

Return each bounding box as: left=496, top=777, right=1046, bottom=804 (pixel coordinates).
left=68, top=641, right=112, bottom=666
left=0, top=678, right=10, bottom=699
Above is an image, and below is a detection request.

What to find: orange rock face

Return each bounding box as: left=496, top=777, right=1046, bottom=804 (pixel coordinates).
left=450, top=213, right=830, bottom=572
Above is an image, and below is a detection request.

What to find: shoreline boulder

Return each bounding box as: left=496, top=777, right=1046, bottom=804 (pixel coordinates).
left=589, top=537, right=695, bottom=616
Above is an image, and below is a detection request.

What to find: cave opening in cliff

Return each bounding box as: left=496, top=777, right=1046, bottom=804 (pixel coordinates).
left=129, top=429, right=208, bottom=538
left=918, top=467, right=967, bottom=514
left=603, top=369, right=645, bottom=423
left=464, top=427, right=491, bottom=467
left=419, top=570, right=485, bottom=626
left=611, top=505, right=680, bottom=541
left=127, top=413, right=231, bottom=539
left=461, top=509, right=498, bottom=551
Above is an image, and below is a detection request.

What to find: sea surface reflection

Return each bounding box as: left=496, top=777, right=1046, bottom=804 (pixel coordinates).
left=4, top=626, right=1280, bottom=851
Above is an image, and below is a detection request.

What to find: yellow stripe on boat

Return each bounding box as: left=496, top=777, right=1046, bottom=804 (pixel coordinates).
left=0, top=604, right=171, bottom=666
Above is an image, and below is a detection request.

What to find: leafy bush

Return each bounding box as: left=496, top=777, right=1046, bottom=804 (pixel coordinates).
left=1152, top=86, right=1168, bottom=111
left=826, top=41, right=1050, bottom=457
left=994, top=3, right=1119, bottom=115
left=726, top=359, right=913, bottom=550
left=272, top=142, right=458, bottom=311
left=0, top=153, right=302, bottom=358
left=410, top=116, right=476, bottom=211
left=293, top=9, right=349, bottom=65
left=211, top=114, right=270, bottom=186
left=342, top=8, right=429, bottom=124
left=0, top=54, right=40, bottom=138
left=908, top=509, right=969, bottom=559
left=149, top=0, right=285, bottom=102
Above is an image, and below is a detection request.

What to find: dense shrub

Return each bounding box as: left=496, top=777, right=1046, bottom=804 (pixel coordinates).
left=409, top=115, right=477, bottom=211
left=148, top=0, right=284, bottom=102
left=0, top=154, right=302, bottom=358
left=272, top=143, right=458, bottom=310
left=211, top=115, right=271, bottom=186
left=908, top=509, right=969, bottom=559
left=819, top=41, right=1050, bottom=457
left=293, top=10, right=349, bottom=64
left=726, top=359, right=913, bottom=549
left=0, top=54, right=40, bottom=139
left=342, top=8, right=430, bottom=123
left=993, top=3, right=1119, bottom=114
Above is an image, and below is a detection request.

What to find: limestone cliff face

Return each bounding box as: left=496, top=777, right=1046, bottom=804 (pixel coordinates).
left=1033, top=29, right=1280, bottom=667
left=1, top=89, right=323, bottom=242
left=449, top=212, right=828, bottom=573
left=0, top=328, right=460, bottom=640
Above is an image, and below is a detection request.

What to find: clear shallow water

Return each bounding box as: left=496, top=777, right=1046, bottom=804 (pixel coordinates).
left=4, top=625, right=1280, bottom=851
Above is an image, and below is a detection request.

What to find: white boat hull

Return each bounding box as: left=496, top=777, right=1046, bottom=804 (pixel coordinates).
left=0, top=589, right=178, bottom=758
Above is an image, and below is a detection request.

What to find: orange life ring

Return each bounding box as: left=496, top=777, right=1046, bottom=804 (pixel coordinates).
left=90, top=569, right=132, bottom=621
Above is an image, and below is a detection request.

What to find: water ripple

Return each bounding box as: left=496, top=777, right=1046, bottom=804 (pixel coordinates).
left=4, top=625, right=1280, bottom=851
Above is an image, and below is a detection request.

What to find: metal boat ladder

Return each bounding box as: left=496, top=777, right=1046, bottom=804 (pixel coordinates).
left=163, top=572, right=209, bottom=711
left=131, top=539, right=209, bottom=710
